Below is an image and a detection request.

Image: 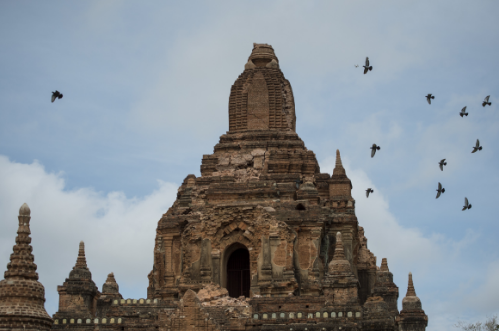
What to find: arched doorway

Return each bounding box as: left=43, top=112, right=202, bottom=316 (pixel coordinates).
left=226, top=248, right=250, bottom=298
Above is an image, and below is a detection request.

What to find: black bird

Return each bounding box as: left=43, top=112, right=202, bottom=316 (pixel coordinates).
left=366, top=188, right=374, bottom=198
left=482, top=95, right=491, bottom=107
left=426, top=94, right=435, bottom=105
left=459, top=106, right=468, bottom=117
left=370, top=144, right=381, bottom=158
left=462, top=197, right=472, bottom=211
left=51, top=90, right=63, bottom=103
left=471, top=139, right=482, bottom=153
left=363, top=57, right=373, bottom=74
left=295, top=178, right=303, bottom=190
left=439, top=159, right=447, bottom=171
left=436, top=182, right=445, bottom=199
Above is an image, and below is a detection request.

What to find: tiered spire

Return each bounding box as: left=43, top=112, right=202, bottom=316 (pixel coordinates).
left=329, top=150, right=353, bottom=199
left=68, top=241, right=92, bottom=280
left=372, top=258, right=399, bottom=315
left=380, top=257, right=389, bottom=272
left=4, top=203, right=38, bottom=280
left=73, top=241, right=88, bottom=270
left=54, top=241, right=98, bottom=317
left=332, top=149, right=346, bottom=177
left=102, top=272, right=120, bottom=295
left=406, top=272, right=416, bottom=297
left=0, top=203, right=53, bottom=330
left=332, top=231, right=346, bottom=260
left=401, top=272, right=422, bottom=310
left=327, top=232, right=354, bottom=275
left=322, top=232, right=359, bottom=305
left=398, top=272, right=428, bottom=330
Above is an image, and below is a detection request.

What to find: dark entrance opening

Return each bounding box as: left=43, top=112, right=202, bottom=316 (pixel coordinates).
left=226, top=248, right=250, bottom=298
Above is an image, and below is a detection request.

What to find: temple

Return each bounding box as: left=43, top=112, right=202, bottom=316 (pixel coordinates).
left=0, top=44, right=428, bottom=331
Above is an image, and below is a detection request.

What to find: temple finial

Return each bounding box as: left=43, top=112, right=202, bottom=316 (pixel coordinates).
left=327, top=231, right=355, bottom=278
left=19, top=203, right=31, bottom=216
left=406, top=272, right=416, bottom=297
left=0, top=204, right=52, bottom=329
left=332, top=232, right=346, bottom=260
left=5, top=203, right=38, bottom=280
left=102, top=272, right=120, bottom=295
left=332, top=149, right=346, bottom=176
left=335, top=149, right=343, bottom=167
left=380, top=258, right=389, bottom=272
left=73, top=241, right=89, bottom=270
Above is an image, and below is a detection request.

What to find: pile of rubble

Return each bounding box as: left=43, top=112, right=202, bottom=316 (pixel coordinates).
left=198, top=283, right=249, bottom=308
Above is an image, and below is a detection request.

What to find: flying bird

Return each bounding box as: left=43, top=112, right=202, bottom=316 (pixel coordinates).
left=482, top=95, right=491, bottom=107
left=436, top=182, right=445, bottom=199
left=462, top=197, right=472, bottom=211
left=439, top=159, right=447, bottom=171
left=363, top=57, right=373, bottom=74
left=426, top=94, right=435, bottom=105
left=355, top=64, right=359, bottom=68
left=459, top=106, right=468, bottom=117
left=51, top=90, right=63, bottom=103
left=370, top=144, right=381, bottom=158
left=366, top=188, right=374, bottom=198
left=471, top=139, right=482, bottom=153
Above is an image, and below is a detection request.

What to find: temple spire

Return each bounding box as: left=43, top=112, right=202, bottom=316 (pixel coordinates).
left=399, top=272, right=428, bottom=329
left=380, top=257, right=389, bottom=272
left=102, top=272, right=122, bottom=298
left=0, top=203, right=53, bottom=330
left=73, top=241, right=88, bottom=270
left=4, top=203, right=38, bottom=280
left=333, top=149, right=346, bottom=176
left=332, top=231, right=347, bottom=260
left=406, top=272, right=416, bottom=297
left=327, top=232, right=355, bottom=276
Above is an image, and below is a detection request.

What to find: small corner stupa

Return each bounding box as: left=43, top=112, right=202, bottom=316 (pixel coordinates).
left=0, top=203, right=53, bottom=331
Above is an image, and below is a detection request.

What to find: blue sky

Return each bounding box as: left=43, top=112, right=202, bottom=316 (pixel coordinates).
left=1, top=1, right=498, bottom=330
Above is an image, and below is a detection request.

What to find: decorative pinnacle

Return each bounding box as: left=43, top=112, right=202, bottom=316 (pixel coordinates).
left=380, top=258, right=389, bottom=272
left=106, top=272, right=117, bottom=283
left=332, top=232, right=346, bottom=260
left=333, top=150, right=346, bottom=176
left=4, top=203, right=38, bottom=280
left=406, top=272, right=417, bottom=297
left=335, top=150, right=343, bottom=167
left=102, top=272, right=120, bottom=294
left=73, top=241, right=89, bottom=270
left=19, top=203, right=31, bottom=216
left=248, top=43, right=279, bottom=67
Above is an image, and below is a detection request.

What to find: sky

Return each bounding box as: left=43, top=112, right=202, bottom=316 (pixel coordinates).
left=0, top=1, right=498, bottom=330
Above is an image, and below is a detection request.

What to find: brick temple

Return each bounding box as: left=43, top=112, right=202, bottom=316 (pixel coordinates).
left=0, top=44, right=428, bottom=331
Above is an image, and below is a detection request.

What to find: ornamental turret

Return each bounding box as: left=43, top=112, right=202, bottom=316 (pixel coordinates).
left=53, top=242, right=99, bottom=320
left=397, top=272, right=429, bottom=331
left=0, top=203, right=53, bottom=331
left=372, top=258, right=399, bottom=316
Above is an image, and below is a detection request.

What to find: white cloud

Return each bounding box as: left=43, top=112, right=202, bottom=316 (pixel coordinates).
left=0, top=155, right=178, bottom=315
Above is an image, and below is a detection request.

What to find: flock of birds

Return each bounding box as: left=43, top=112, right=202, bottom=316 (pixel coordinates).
left=359, top=58, right=492, bottom=211
left=50, top=57, right=492, bottom=211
